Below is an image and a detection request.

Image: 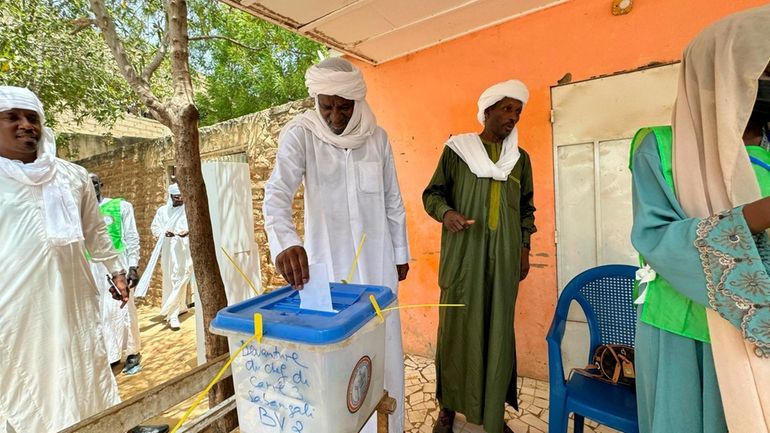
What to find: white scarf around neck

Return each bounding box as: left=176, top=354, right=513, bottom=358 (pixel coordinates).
left=0, top=86, right=83, bottom=246
left=445, top=131, right=521, bottom=181
left=285, top=57, right=377, bottom=150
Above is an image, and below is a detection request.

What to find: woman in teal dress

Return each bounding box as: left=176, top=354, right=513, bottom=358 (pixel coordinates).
left=630, top=5, right=770, bottom=432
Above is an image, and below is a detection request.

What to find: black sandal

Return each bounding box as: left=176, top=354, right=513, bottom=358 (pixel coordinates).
left=432, top=409, right=455, bottom=433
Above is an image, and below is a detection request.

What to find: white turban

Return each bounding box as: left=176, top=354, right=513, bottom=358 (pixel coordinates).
left=0, top=87, right=47, bottom=125
left=0, top=86, right=83, bottom=245
left=305, top=57, right=367, bottom=101
left=476, top=80, right=529, bottom=125
left=166, top=183, right=181, bottom=207
left=282, top=57, right=377, bottom=149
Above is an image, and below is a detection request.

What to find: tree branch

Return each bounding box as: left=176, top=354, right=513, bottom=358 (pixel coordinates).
left=69, top=17, right=96, bottom=35
left=141, top=21, right=170, bottom=82
left=88, top=0, right=169, bottom=124
left=141, top=45, right=167, bottom=82
left=188, top=35, right=267, bottom=52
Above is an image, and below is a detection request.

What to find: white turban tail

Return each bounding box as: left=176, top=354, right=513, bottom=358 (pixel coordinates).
left=445, top=80, right=529, bottom=181
left=0, top=86, right=83, bottom=245
left=283, top=57, right=377, bottom=149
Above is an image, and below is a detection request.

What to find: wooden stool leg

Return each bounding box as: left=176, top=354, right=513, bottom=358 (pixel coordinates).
left=377, top=392, right=397, bottom=433
left=377, top=410, right=389, bottom=433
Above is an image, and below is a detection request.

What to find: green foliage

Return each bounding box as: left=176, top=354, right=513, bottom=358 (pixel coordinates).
left=189, top=3, right=325, bottom=126
left=0, top=0, right=137, bottom=127
left=0, top=0, right=324, bottom=130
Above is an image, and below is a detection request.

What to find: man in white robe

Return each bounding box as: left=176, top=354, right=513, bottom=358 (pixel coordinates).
left=150, top=184, right=194, bottom=330
left=89, top=173, right=144, bottom=374
left=0, top=86, right=130, bottom=432
left=264, top=57, right=411, bottom=433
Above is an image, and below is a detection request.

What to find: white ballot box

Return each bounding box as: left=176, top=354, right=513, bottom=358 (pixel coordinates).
left=211, top=283, right=396, bottom=433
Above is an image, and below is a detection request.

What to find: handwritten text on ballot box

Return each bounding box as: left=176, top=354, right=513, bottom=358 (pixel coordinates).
left=211, top=283, right=395, bottom=433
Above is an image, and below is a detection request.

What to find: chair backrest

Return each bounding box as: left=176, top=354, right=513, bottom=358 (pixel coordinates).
left=554, top=264, right=638, bottom=358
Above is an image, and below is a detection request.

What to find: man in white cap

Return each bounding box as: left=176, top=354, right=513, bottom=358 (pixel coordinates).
left=423, top=80, right=536, bottom=433
left=264, top=57, right=410, bottom=433
left=0, top=86, right=131, bottom=431
left=148, top=183, right=194, bottom=330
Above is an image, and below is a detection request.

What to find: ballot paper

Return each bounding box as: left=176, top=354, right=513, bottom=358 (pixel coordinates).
left=299, top=263, right=334, bottom=312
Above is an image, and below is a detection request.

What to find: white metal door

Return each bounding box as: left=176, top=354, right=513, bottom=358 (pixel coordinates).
left=551, top=63, right=680, bottom=372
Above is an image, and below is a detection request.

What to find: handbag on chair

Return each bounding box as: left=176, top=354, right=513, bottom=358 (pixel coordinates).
left=571, top=344, right=636, bottom=387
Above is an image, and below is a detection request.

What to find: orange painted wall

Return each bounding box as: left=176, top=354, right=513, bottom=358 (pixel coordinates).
left=352, top=0, right=768, bottom=380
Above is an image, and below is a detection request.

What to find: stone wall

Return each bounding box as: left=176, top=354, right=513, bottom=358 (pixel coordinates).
left=73, top=98, right=313, bottom=306
left=59, top=112, right=171, bottom=140
left=59, top=113, right=171, bottom=161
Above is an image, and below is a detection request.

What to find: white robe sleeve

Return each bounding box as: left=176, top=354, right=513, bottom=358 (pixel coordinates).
left=382, top=135, right=410, bottom=265
left=121, top=201, right=141, bottom=268
left=79, top=172, right=122, bottom=274
left=151, top=207, right=166, bottom=238
left=264, top=127, right=306, bottom=264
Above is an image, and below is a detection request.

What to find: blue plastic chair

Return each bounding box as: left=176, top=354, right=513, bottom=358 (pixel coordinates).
left=546, top=264, right=639, bottom=433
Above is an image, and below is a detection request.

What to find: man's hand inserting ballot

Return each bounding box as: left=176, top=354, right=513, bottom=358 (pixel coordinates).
left=276, top=245, right=310, bottom=290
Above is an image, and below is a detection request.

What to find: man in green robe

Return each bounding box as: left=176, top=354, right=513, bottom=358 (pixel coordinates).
left=423, top=80, right=536, bottom=433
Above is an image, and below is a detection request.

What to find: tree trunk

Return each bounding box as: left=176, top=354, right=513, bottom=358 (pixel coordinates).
left=169, top=103, right=237, bottom=433
left=88, top=0, right=238, bottom=428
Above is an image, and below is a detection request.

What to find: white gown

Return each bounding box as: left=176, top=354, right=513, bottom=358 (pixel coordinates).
left=264, top=125, right=411, bottom=433
left=0, top=159, right=122, bottom=432
left=151, top=204, right=194, bottom=320
left=90, top=197, right=141, bottom=363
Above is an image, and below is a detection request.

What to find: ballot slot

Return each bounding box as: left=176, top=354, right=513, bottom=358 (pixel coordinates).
left=269, top=283, right=365, bottom=314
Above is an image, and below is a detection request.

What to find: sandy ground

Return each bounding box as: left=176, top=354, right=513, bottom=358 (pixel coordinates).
left=112, top=303, right=211, bottom=430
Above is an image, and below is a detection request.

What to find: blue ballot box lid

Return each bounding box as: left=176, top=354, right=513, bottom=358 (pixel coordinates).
left=211, top=283, right=396, bottom=345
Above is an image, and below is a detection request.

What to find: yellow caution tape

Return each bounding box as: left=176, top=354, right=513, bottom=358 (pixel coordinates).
left=381, top=303, right=465, bottom=312
left=220, top=247, right=261, bottom=297
left=170, top=334, right=257, bottom=433
left=342, top=233, right=367, bottom=284
left=170, top=251, right=265, bottom=431
left=369, top=297, right=464, bottom=322
left=171, top=313, right=264, bottom=432
left=254, top=312, right=263, bottom=344
left=369, top=294, right=384, bottom=321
